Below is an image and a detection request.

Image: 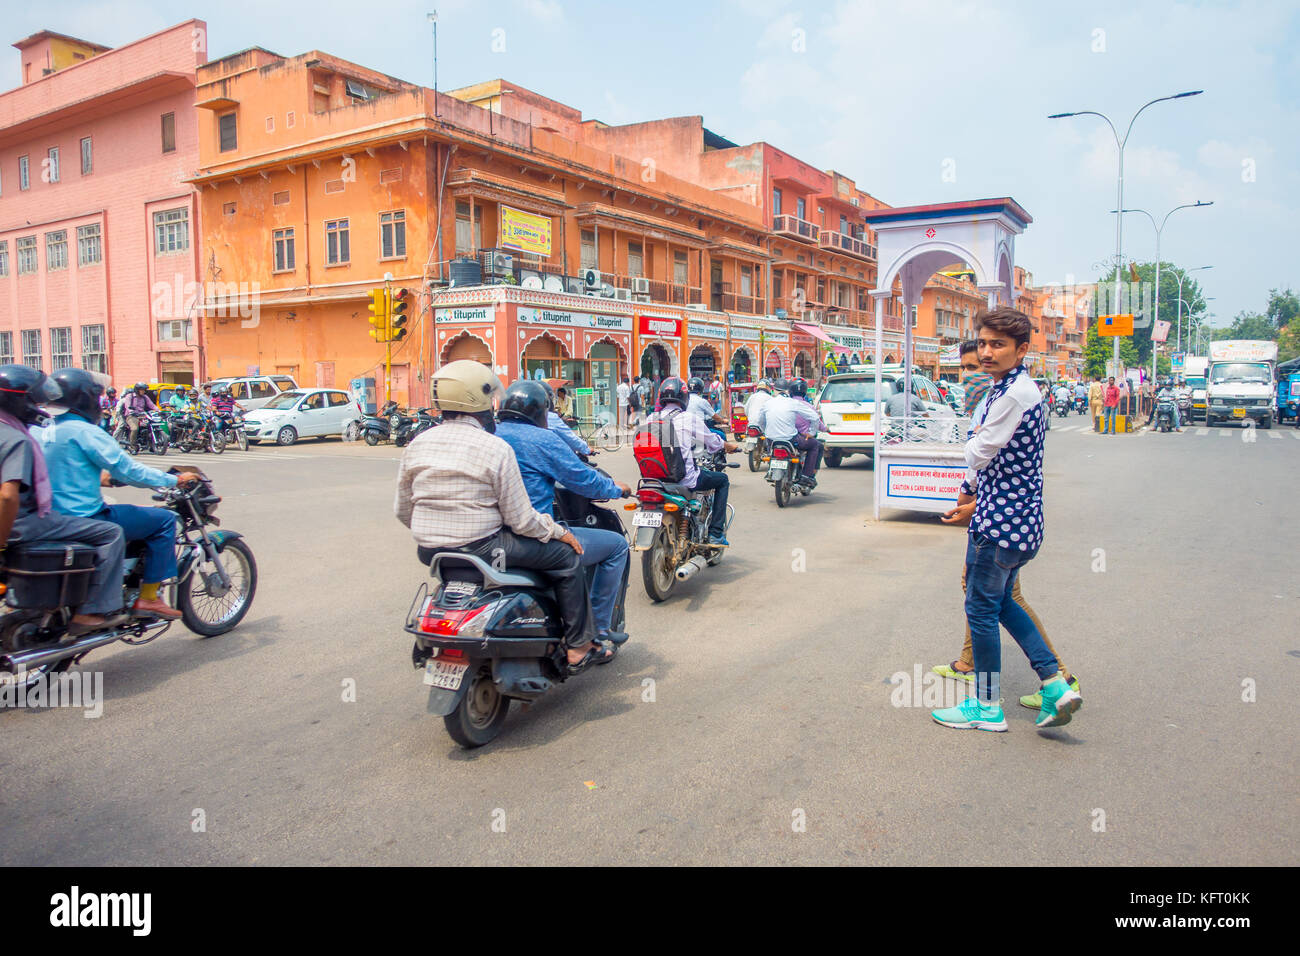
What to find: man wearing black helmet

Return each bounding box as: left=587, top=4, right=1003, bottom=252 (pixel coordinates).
left=36, top=368, right=199, bottom=619
left=122, top=382, right=159, bottom=451
left=755, top=378, right=824, bottom=488
left=497, top=380, right=632, bottom=647
left=643, top=376, right=738, bottom=547
left=686, top=376, right=728, bottom=439
left=0, top=365, right=127, bottom=635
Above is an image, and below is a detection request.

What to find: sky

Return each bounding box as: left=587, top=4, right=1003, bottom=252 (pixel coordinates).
left=11, top=0, right=1300, bottom=327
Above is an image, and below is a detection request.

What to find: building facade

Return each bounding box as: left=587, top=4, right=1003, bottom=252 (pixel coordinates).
left=0, top=23, right=208, bottom=385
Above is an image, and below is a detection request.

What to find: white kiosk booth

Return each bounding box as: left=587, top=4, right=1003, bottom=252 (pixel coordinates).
left=861, top=199, right=1032, bottom=518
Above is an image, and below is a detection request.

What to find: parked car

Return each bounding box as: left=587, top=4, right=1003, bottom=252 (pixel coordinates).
left=816, top=367, right=953, bottom=467
left=243, top=388, right=361, bottom=445
left=204, top=375, right=300, bottom=411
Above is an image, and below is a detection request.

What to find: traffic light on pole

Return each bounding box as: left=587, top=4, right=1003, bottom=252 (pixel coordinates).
left=390, top=288, right=410, bottom=343
left=367, top=288, right=391, bottom=341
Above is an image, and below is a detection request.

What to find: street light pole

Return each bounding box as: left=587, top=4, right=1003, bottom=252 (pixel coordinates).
left=1175, top=266, right=1212, bottom=351
left=1115, top=202, right=1212, bottom=383
left=1050, top=90, right=1203, bottom=378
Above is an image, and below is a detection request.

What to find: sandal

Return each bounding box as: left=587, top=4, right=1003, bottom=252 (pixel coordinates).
left=567, top=642, right=615, bottom=675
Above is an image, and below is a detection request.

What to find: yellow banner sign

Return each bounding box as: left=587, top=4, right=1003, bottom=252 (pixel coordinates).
left=499, top=205, right=553, bottom=257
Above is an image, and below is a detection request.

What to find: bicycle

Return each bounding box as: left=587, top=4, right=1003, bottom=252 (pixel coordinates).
left=572, top=413, right=624, bottom=452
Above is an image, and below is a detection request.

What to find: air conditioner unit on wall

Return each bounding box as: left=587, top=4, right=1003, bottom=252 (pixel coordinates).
left=684, top=303, right=707, bottom=312
left=614, top=288, right=633, bottom=301
left=632, top=277, right=650, bottom=294
left=583, top=268, right=602, bottom=289
left=635, top=294, right=652, bottom=303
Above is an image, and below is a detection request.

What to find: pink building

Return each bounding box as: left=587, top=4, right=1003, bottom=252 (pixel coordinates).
left=0, top=22, right=208, bottom=385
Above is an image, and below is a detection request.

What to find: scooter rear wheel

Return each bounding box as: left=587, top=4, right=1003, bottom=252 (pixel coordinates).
left=364, top=430, right=380, bottom=446
left=444, top=665, right=510, bottom=748
left=641, top=528, right=676, bottom=603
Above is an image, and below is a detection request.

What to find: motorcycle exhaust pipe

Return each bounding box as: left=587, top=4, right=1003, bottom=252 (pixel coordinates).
left=675, top=555, right=710, bottom=582
left=0, top=619, right=171, bottom=673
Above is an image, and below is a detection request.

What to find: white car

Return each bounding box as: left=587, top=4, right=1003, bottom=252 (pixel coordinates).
left=205, top=375, right=300, bottom=411
left=244, top=388, right=362, bottom=446
left=816, top=368, right=953, bottom=467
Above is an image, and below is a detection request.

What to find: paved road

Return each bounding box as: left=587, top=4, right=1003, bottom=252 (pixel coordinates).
left=1, top=419, right=1296, bottom=865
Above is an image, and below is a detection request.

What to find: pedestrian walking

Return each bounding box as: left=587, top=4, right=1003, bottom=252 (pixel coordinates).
left=931, top=307, right=1082, bottom=732
left=627, top=375, right=643, bottom=427
left=616, top=376, right=631, bottom=431
left=1101, top=376, right=1120, bottom=434
left=1088, top=376, right=1103, bottom=431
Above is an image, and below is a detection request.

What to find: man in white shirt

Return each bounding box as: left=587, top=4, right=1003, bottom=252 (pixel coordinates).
left=755, top=380, right=823, bottom=486
left=744, top=380, right=774, bottom=424
left=616, top=377, right=631, bottom=430
left=686, top=377, right=727, bottom=437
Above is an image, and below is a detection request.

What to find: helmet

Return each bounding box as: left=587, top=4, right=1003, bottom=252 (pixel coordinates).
left=188, top=388, right=199, bottom=398
left=430, top=360, right=504, bottom=415
left=49, top=367, right=106, bottom=421
left=0, top=365, right=62, bottom=426
left=687, top=376, right=705, bottom=395
left=657, top=376, right=688, bottom=411
left=787, top=378, right=808, bottom=399
left=106, top=387, right=117, bottom=398
left=498, top=380, right=549, bottom=428
left=133, top=382, right=148, bottom=392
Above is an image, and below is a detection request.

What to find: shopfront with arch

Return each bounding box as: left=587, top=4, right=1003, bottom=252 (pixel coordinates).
left=730, top=346, right=754, bottom=383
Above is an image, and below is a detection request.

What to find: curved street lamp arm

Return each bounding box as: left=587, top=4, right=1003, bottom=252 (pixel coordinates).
left=1159, top=200, right=1214, bottom=232
left=1123, top=92, right=1201, bottom=147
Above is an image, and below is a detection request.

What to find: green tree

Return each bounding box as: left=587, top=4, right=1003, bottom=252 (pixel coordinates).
left=1227, top=311, right=1277, bottom=341
left=1277, top=323, right=1300, bottom=362
left=1083, top=319, right=1138, bottom=378
left=1094, top=262, right=1208, bottom=363
left=1265, top=288, right=1300, bottom=332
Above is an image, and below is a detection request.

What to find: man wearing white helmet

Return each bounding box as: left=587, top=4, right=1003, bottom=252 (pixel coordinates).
left=393, top=361, right=610, bottom=670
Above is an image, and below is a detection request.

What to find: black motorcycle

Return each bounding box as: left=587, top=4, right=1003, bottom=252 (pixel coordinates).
left=360, top=401, right=402, bottom=446
left=214, top=411, right=249, bottom=451
left=1156, top=397, right=1177, bottom=432
left=407, top=470, right=629, bottom=748
left=0, top=471, right=257, bottom=686
left=765, top=439, right=813, bottom=507
left=1054, top=396, right=1071, bottom=418
left=743, top=424, right=769, bottom=472
left=114, top=411, right=170, bottom=457
left=394, top=408, right=440, bottom=448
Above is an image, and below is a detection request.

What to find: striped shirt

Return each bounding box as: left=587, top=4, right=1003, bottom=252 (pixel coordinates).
left=394, top=417, right=562, bottom=549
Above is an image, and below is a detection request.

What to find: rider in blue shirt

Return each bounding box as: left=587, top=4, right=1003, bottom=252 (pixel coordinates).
left=496, top=380, right=631, bottom=645
left=35, top=368, right=198, bottom=619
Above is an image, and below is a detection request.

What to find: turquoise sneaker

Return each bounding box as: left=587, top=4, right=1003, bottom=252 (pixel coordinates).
left=1036, top=676, right=1083, bottom=728
left=1020, top=675, right=1080, bottom=709
left=931, top=696, right=1007, bottom=732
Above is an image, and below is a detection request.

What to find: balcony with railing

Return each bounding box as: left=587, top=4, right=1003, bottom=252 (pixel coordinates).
left=818, top=230, right=876, bottom=260
left=716, top=282, right=762, bottom=316
left=772, top=214, right=819, bottom=243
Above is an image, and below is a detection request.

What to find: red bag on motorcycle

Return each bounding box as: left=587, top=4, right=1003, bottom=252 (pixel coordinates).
left=633, top=412, right=687, bottom=482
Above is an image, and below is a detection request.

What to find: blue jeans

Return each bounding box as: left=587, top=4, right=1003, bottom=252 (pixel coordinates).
left=964, top=532, right=1059, bottom=704
left=568, top=526, right=628, bottom=635
left=691, top=468, right=730, bottom=538
left=1102, top=406, right=1117, bottom=434
left=96, top=504, right=177, bottom=584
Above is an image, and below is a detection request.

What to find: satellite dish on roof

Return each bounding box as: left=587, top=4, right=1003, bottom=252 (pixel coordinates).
left=543, top=275, right=564, bottom=293
left=521, top=275, right=544, bottom=290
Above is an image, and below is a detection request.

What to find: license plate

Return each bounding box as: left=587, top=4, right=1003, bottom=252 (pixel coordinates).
left=423, top=659, right=468, bottom=690
left=1232, top=408, right=1247, bottom=418
left=744, top=438, right=756, bottom=451
left=632, top=511, right=663, bottom=527
left=768, top=460, right=788, bottom=472
left=842, top=413, right=870, bottom=421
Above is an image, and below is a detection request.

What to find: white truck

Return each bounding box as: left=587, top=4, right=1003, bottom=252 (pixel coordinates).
left=1183, top=355, right=1208, bottom=422
left=1205, top=340, right=1278, bottom=428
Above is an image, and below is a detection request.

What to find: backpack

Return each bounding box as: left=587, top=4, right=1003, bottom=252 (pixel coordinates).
left=627, top=386, right=642, bottom=411
left=633, top=410, right=687, bottom=482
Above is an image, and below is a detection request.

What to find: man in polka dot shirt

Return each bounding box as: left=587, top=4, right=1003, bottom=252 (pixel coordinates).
left=932, top=307, right=1082, bottom=733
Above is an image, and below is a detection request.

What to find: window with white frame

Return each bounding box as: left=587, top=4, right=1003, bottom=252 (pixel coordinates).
left=77, top=224, right=102, bottom=265
left=46, top=147, right=60, bottom=183
left=157, top=319, right=192, bottom=342
left=21, top=330, right=41, bottom=370
left=19, top=155, right=30, bottom=191
left=153, top=208, right=189, bottom=254
left=454, top=201, right=480, bottom=254
left=45, top=231, right=68, bottom=271
left=81, top=137, right=93, bottom=175
left=380, top=210, right=406, bottom=259
left=273, top=228, right=295, bottom=272
left=0, top=332, right=11, bottom=365
left=51, top=327, right=73, bottom=369
left=80, top=325, right=107, bottom=373
left=0, top=241, right=7, bottom=277
left=16, top=237, right=36, bottom=274
left=325, top=219, right=349, bottom=265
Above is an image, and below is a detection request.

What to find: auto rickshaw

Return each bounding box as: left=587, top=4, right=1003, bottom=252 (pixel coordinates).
left=727, top=382, right=757, bottom=440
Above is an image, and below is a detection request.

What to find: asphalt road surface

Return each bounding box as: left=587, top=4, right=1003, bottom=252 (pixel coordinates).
left=2, top=416, right=1296, bottom=865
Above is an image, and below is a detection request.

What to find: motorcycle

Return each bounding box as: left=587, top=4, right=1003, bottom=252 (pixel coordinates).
left=1177, top=393, right=1193, bottom=425
left=743, top=424, right=768, bottom=473
left=214, top=411, right=249, bottom=451
left=360, top=400, right=401, bottom=446
left=171, top=410, right=225, bottom=454
left=765, top=439, right=813, bottom=507
left=1156, top=397, right=1177, bottom=432
left=406, top=467, right=630, bottom=748
left=1054, top=396, right=1071, bottom=418
left=1073, top=395, right=1088, bottom=415
left=0, top=471, right=257, bottom=687
left=394, top=407, right=440, bottom=448
left=114, top=411, right=169, bottom=457
left=632, top=450, right=737, bottom=602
